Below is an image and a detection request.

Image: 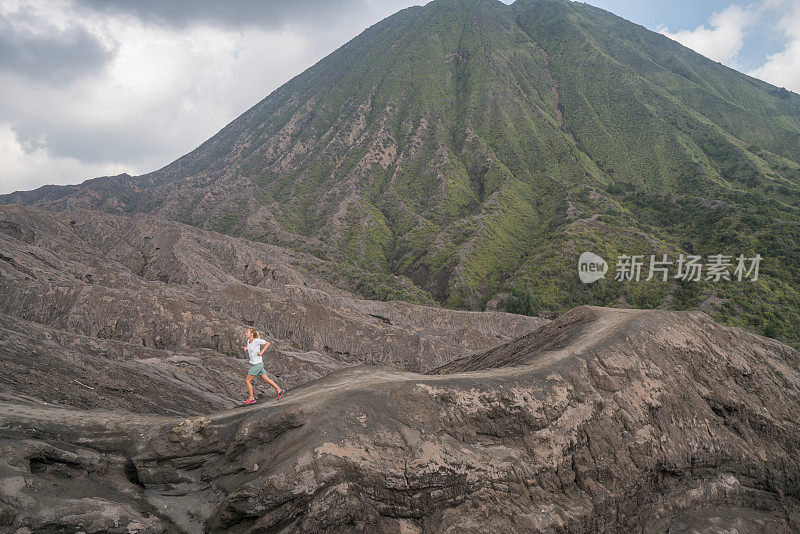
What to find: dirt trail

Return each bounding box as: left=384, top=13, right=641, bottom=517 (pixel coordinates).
left=0, top=307, right=649, bottom=431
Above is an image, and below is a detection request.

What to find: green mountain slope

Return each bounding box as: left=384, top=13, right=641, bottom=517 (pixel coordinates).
left=3, top=0, right=800, bottom=345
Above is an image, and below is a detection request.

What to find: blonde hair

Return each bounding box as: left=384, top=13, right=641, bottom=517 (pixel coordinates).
left=248, top=327, right=259, bottom=338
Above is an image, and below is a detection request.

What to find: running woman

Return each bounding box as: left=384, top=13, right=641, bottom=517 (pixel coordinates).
left=242, top=327, right=285, bottom=404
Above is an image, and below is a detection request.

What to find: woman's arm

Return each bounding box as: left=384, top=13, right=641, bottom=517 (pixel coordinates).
left=258, top=339, right=270, bottom=356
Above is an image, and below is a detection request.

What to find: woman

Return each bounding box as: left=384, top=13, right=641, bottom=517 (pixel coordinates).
left=242, top=327, right=285, bottom=404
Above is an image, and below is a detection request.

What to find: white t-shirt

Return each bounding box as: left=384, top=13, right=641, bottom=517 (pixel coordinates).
left=246, top=338, right=267, bottom=364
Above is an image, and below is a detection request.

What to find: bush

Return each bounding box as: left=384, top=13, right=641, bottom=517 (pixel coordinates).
left=507, top=286, right=543, bottom=315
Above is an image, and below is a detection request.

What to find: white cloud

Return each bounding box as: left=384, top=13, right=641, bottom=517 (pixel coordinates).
left=657, top=0, right=800, bottom=94
left=0, top=1, right=316, bottom=192
left=658, top=4, right=759, bottom=68
left=0, top=122, right=131, bottom=192
left=747, top=0, right=800, bottom=92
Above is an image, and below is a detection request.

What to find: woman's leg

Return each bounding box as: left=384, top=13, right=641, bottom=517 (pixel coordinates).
left=245, top=374, right=256, bottom=399
left=260, top=374, right=281, bottom=392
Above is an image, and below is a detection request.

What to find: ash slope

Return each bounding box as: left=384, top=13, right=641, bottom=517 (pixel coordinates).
left=0, top=204, right=544, bottom=415
left=1, top=306, right=799, bottom=532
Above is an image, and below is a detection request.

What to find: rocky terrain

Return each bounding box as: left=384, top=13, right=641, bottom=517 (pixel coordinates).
left=0, top=204, right=544, bottom=415
left=2, top=206, right=799, bottom=533
left=1, top=305, right=798, bottom=532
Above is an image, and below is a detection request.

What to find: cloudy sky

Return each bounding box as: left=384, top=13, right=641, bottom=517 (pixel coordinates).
left=1, top=0, right=799, bottom=195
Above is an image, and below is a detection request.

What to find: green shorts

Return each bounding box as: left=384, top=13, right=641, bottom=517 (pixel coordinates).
left=247, top=362, right=267, bottom=376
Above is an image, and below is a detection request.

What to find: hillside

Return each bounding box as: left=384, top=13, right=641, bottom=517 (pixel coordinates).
left=2, top=0, right=800, bottom=343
